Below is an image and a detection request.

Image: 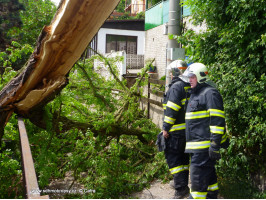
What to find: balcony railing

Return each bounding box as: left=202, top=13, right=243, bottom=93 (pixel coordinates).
left=126, top=54, right=144, bottom=69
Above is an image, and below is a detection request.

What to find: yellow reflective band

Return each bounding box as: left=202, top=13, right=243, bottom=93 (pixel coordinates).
left=184, top=86, right=191, bottom=92
left=163, top=104, right=166, bottom=110
left=186, top=141, right=211, bottom=150
left=185, top=111, right=209, bottom=119
left=181, top=98, right=187, bottom=105
left=169, top=123, right=186, bottom=132
left=207, top=183, right=219, bottom=191
left=164, top=116, right=176, bottom=124
left=208, top=109, right=225, bottom=118
left=210, top=126, right=224, bottom=134
left=169, top=165, right=189, bottom=175
left=221, top=134, right=228, bottom=144
left=190, top=190, right=207, bottom=199
left=166, top=101, right=181, bottom=111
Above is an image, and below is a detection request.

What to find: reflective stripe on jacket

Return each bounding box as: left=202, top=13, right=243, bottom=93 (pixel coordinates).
left=185, top=84, right=226, bottom=153
left=162, top=77, right=191, bottom=136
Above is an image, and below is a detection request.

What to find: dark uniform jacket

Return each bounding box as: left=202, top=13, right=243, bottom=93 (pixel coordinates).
left=185, top=83, right=228, bottom=153
left=163, top=77, right=191, bottom=138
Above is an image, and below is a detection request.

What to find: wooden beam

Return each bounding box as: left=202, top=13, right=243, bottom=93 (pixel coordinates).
left=143, top=78, right=165, bottom=85
left=141, top=97, right=163, bottom=108
left=148, top=88, right=164, bottom=97
left=18, top=117, right=49, bottom=199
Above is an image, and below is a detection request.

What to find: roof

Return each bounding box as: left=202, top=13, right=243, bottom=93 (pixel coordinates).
left=102, top=19, right=145, bottom=31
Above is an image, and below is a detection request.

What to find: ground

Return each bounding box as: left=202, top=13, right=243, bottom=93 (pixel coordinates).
left=46, top=174, right=224, bottom=199
left=128, top=180, right=177, bottom=199
left=45, top=172, right=177, bottom=199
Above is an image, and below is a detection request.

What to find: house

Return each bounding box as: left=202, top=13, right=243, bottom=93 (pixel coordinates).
left=88, top=18, right=145, bottom=79
left=125, top=0, right=146, bottom=14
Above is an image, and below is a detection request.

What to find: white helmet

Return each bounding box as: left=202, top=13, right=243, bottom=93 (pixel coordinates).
left=167, top=60, right=188, bottom=77
left=183, top=63, right=209, bottom=83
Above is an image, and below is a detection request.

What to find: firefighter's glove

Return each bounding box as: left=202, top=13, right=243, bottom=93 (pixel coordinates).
left=209, top=145, right=221, bottom=161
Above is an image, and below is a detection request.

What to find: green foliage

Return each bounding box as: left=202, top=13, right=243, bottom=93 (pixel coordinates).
left=0, top=41, right=33, bottom=72
left=179, top=0, right=266, bottom=198
left=113, top=12, right=145, bottom=20
left=0, top=0, right=24, bottom=50
left=135, top=11, right=145, bottom=19
left=0, top=0, right=55, bottom=71
left=31, top=56, right=166, bottom=198
left=0, top=149, right=23, bottom=198
left=114, top=0, right=145, bottom=19
left=0, top=114, right=23, bottom=198
left=115, top=0, right=126, bottom=13
left=9, top=0, right=56, bottom=46
left=0, top=53, right=167, bottom=198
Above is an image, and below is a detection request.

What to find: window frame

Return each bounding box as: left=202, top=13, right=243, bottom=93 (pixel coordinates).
left=105, top=34, right=138, bottom=54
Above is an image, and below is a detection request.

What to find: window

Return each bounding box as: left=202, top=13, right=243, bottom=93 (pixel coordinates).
left=106, top=34, right=137, bottom=54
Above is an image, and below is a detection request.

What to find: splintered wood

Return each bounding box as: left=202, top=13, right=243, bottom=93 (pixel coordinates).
left=0, top=0, right=120, bottom=127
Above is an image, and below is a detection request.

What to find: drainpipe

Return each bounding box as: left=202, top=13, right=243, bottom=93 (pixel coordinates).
left=168, top=0, right=180, bottom=48
left=145, top=0, right=148, bottom=10
left=165, top=0, right=181, bottom=92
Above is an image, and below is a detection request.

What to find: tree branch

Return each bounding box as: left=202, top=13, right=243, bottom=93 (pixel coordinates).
left=75, top=63, right=114, bottom=112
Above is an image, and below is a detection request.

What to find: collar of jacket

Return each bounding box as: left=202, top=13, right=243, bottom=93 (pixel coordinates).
left=191, top=83, right=209, bottom=94
left=169, top=77, right=182, bottom=88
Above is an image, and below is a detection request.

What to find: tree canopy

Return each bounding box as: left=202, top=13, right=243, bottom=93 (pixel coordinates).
left=0, top=0, right=24, bottom=50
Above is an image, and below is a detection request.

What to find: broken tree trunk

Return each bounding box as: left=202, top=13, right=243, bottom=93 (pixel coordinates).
left=0, top=0, right=120, bottom=140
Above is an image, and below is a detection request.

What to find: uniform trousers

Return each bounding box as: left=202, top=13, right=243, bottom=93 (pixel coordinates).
left=189, top=152, right=219, bottom=199
left=164, top=135, right=189, bottom=190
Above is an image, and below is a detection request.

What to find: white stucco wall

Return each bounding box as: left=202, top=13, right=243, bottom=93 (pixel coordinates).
left=144, top=24, right=169, bottom=79
left=97, top=28, right=145, bottom=55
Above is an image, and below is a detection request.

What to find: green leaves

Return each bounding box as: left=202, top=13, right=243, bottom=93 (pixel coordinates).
left=11, top=0, right=56, bottom=46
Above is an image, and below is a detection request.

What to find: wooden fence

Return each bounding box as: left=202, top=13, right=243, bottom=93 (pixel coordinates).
left=141, top=74, right=165, bottom=118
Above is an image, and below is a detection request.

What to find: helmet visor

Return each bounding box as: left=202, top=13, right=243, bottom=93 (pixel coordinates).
left=179, top=75, right=189, bottom=83
left=179, top=66, right=190, bottom=82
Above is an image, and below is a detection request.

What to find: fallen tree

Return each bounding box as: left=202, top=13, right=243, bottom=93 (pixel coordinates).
left=0, top=0, right=120, bottom=140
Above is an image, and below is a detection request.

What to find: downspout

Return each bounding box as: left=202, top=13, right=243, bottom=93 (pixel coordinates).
left=165, top=0, right=181, bottom=92
left=145, top=0, right=148, bottom=10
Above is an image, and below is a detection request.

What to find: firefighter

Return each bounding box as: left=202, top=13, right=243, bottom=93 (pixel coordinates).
left=184, top=63, right=228, bottom=199
left=162, top=60, right=190, bottom=199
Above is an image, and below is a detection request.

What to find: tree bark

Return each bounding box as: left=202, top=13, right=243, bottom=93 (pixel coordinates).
left=0, top=0, right=120, bottom=140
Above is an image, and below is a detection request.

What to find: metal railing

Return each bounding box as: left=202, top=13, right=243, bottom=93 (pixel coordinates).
left=18, top=117, right=49, bottom=199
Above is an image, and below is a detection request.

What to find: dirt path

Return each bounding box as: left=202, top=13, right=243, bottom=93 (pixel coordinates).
left=46, top=174, right=178, bottom=199
left=129, top=179, right=224, bottom=199
left=128, top=180, right=178, bottom=199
